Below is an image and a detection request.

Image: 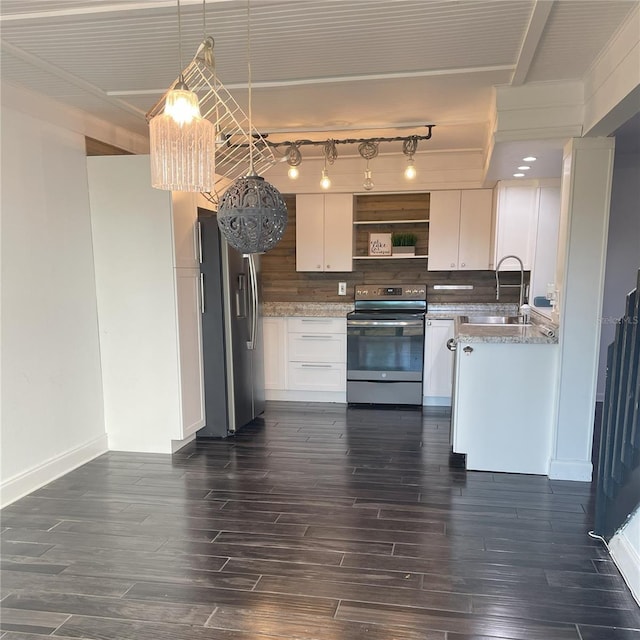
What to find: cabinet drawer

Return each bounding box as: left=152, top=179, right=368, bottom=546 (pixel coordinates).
left=288, top=333, right=345, bottom=363
left=287, top=362, right=346, bottom=392
left=288, top=317, right=346, bottom=334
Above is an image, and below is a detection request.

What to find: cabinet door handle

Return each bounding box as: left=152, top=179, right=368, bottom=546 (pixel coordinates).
left=301, top=363, right=332, bottom=368
left=426, top=320, right=432, bottom=326
left=326, top=264, right=331, bottom=269
left=463, top=346, right=474, bottom=355
left=199, top=273, right=205, bottom=314
left=461, top=262, right=466, bottom=267
left=450, top=262, right=455, bottom=268
left=301, top=335, right=333, bottom=339
left=446, top=338, right=457, bottom=352
left=301, top=319, right=331, bottom=324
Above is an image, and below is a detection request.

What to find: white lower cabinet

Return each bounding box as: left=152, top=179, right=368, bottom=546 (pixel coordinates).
left=263, top=317, right=287, bottom=390
left=175, top=268, right=206, bottom=438
left=423, top=319, right=455, bottom=404
left=287, top=317, right=346, bottom=392
left=263, top=316, right=346, bottom=399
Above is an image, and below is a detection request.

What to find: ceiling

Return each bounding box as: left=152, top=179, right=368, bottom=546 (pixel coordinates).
left=1, top=0, right=637, bottom=180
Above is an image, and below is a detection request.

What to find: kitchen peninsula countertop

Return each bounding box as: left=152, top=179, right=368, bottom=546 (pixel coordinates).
left=426, top=303, right=517, bottom=319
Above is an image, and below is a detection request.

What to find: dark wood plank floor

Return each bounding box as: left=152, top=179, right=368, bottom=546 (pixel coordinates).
left=2, top=402, right=639, bottom=639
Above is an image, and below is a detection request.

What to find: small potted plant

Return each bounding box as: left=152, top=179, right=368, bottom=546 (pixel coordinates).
left=391, top=232, right=417, bottom=256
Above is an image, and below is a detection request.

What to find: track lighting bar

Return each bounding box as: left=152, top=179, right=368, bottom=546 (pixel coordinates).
left=263, top=125, right=434, bottom=151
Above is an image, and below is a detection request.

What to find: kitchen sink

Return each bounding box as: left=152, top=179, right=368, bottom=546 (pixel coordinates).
left=459, top=315, right=530, bottom=326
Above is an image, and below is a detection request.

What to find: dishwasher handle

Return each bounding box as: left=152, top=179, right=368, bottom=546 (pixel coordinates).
left=446, top=338, right=457, bottom=352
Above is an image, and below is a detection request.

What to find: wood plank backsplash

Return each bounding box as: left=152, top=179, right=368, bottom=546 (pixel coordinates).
left=261, top=194, right=529, bottom=303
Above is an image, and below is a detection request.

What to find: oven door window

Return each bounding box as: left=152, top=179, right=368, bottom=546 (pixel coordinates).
left=347, top=321, right=424, bottom=380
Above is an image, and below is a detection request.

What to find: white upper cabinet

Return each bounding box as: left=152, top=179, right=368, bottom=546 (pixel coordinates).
left=494, top=184, right=539, bottom=270
left=428, top=190, right=461, bottom=270
left=530, top=185, right=561, bottom=306
left=458, top=190, right=493, bottom=269
left=296, top=194, right=354, bottom=272
left=428, top=189, right=492, bottom=270
left=493, top=182, right=561, bottom=310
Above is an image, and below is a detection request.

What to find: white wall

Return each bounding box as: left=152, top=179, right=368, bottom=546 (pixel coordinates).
left=596, top=147, right=640, bottom=400
left=1, top=85, right=107, bottom=507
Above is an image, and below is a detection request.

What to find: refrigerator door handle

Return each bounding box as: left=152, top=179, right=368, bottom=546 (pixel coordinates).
left=196, top=221, right=203, bottom=263
left=200, top=273, right=205, bottom=314
left=235, top=274, right=248, bottom=318
left=247, top=254, right=258, bottom=350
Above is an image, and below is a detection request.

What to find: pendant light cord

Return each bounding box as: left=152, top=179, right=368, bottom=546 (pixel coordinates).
left=177, top=0, right=183, bottom=76
left=202, top=0, right=206, bottom=37
left=247, top=0, right=253, bottom=172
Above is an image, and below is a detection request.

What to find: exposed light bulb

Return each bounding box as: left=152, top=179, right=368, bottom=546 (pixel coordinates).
left=320, top=168, right=331, bottom=190
left=164, top=85, right=201, bottom=125
left=404, top=158, right=417, bottom=180
left=363, top=168, right=374, bottom=191
left=288, top=165, right=299, bottom=179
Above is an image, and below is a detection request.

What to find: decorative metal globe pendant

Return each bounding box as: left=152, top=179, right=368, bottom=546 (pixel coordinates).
left=217, top=174, right=288, bottom=254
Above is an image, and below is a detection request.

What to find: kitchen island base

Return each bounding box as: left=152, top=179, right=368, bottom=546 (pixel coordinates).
left=452, top=341, right=558, bottom=475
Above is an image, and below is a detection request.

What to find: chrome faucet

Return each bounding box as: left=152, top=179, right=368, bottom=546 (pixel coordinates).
left=495, top=254, right=526, bottom=311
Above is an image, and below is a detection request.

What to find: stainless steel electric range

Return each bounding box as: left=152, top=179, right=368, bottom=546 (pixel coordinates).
left=346, top=284, right=427, bottom=405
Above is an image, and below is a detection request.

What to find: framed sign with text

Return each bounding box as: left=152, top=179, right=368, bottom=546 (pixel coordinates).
left=368, top=232, right=392, bottom=256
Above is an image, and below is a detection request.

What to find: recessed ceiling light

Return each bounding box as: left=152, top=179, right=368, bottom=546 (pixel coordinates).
left=513, top=173, right=525, bottom=177
left=518, top=166, right=530, bottom=170
left=523, top=156, right=537, bottom=162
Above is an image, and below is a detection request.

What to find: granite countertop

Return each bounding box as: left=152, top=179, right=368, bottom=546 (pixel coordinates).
left=263, top=302, right=560, bottom=344
left=263, top=302, right=353, bottom=317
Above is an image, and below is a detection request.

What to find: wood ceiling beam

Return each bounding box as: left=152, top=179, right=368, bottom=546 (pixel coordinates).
left=511, top=0, right=555, bottom=86
left=0, top=1, right=231, bottom=22
left=108, top=64, right=516, bottom=96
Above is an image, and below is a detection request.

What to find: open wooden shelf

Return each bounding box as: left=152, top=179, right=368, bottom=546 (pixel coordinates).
left=354, top=218, right=429, bottom=225
left=353, top=254, right=429, bottom=260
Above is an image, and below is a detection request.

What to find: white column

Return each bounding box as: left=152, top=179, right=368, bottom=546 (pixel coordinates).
left=549, top=137, right=615, bottom=481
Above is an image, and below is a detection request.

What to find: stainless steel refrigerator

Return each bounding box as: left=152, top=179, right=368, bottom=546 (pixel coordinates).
left=196, top=209, right=265, bottom=438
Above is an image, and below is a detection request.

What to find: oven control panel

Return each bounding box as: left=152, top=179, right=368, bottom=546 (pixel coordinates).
left=354, top=284, right=426, bottom=301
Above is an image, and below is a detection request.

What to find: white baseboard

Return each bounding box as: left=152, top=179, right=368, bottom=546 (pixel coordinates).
left=548, top=458, right=593, bottom=481
left=171, top=433, right=196, bottom=453
left=609, top=527, right=640, bottom=606
left=423, top=396, right=452, bottom=407
left=1, top=434, right=108, bottom=508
